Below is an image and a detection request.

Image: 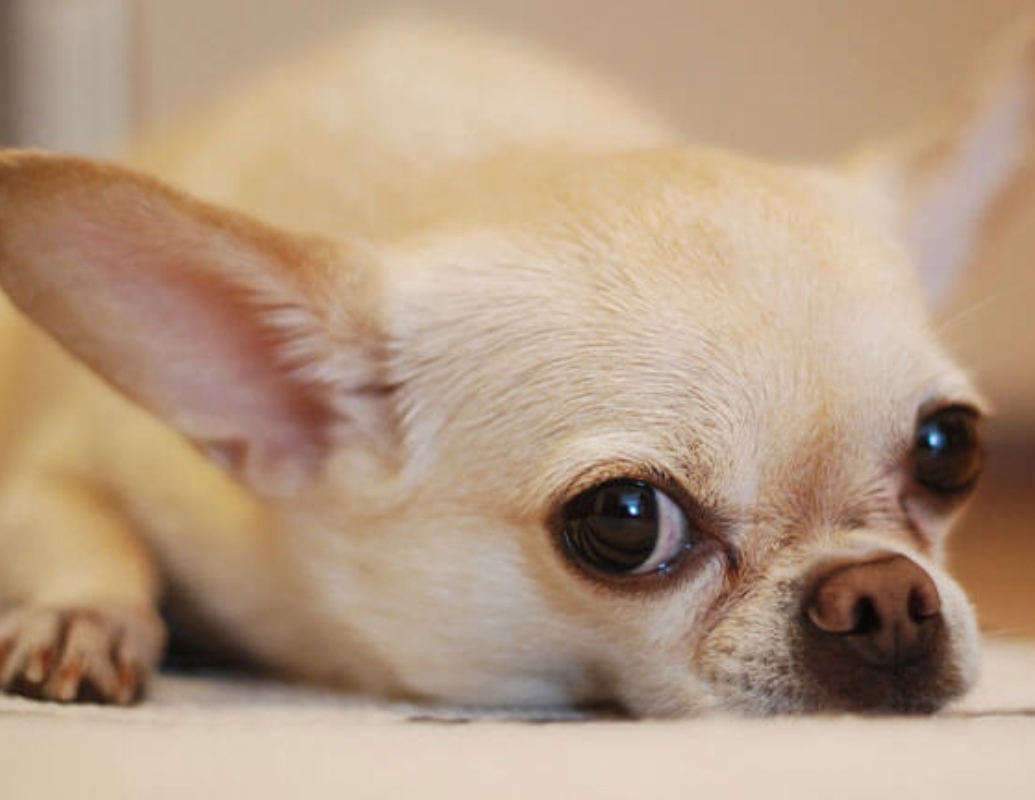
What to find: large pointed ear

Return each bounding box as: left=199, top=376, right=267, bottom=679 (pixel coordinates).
left=845, top=16, right=1035, bottom=306
left=0, top=151, right=390, bottom=497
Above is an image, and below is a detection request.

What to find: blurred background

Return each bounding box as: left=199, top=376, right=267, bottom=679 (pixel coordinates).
left=0, top=0, right=1032, bottom=634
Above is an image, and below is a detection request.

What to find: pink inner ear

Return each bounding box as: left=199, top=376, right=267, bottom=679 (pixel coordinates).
left=8, top=199, right=333, bottom=496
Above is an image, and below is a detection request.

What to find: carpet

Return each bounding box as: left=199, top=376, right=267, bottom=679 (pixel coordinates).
left=1, top=637, right=1033, bottom=799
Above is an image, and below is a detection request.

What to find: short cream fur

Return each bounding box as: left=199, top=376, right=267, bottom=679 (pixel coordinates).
left=0, top=16, right=1032, bottom=713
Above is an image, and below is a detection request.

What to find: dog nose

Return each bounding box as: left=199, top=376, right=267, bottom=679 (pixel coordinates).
left=804, top=553, right=942, bottom=668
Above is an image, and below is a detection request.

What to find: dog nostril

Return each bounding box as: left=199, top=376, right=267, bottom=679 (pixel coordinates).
left=851, top=595, right=881, bottom=636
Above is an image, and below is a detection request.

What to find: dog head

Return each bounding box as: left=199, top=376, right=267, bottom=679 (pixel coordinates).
left=0, top=21, right=1032, bottom=716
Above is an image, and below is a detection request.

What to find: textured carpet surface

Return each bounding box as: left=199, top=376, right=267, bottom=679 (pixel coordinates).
left=1, top=637, right=1033, bottom=799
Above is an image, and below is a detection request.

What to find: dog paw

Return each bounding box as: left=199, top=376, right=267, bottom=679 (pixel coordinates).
left=0, top=605, right=166, bottom=704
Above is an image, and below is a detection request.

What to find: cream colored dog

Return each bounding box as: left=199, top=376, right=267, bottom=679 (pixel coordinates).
left=0, top=17, right=1031, bottom=715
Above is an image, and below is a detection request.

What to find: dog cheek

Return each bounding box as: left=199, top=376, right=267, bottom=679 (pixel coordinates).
left=926, top=565, right=982, bottom=697
left=693, top=575, right=812, bottom=715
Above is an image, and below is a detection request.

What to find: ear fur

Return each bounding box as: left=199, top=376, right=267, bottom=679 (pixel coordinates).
left=0, top=150, right=389, bottom=497
left=847, top=16, right=1035, bottom=306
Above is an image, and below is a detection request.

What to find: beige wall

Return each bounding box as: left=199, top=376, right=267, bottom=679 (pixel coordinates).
left=134, top=0, right=1035, bottom=436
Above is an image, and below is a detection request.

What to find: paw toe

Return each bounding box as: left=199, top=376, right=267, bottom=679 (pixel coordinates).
left=0, top=606, right=163, bottom=704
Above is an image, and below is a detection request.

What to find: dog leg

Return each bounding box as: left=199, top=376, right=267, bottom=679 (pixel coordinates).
left=0, top=472, right=165, bottom=704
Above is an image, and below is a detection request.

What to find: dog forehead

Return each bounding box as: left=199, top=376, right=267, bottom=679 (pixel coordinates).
left=388, top=148, right=926, bottom=327
left=383, top=150, right=951, bottom=505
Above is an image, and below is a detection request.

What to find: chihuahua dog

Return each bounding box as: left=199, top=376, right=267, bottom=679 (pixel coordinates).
left=0, top=16, right=1031, bottom=715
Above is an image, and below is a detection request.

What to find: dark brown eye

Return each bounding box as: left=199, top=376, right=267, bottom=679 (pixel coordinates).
left=561, top=480, right=695, bottom=576
left=914, top=407, right=983, bottom=495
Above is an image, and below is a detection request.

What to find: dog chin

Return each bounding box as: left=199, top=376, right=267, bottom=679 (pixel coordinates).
left=707, top=661, right=976, bottom=716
